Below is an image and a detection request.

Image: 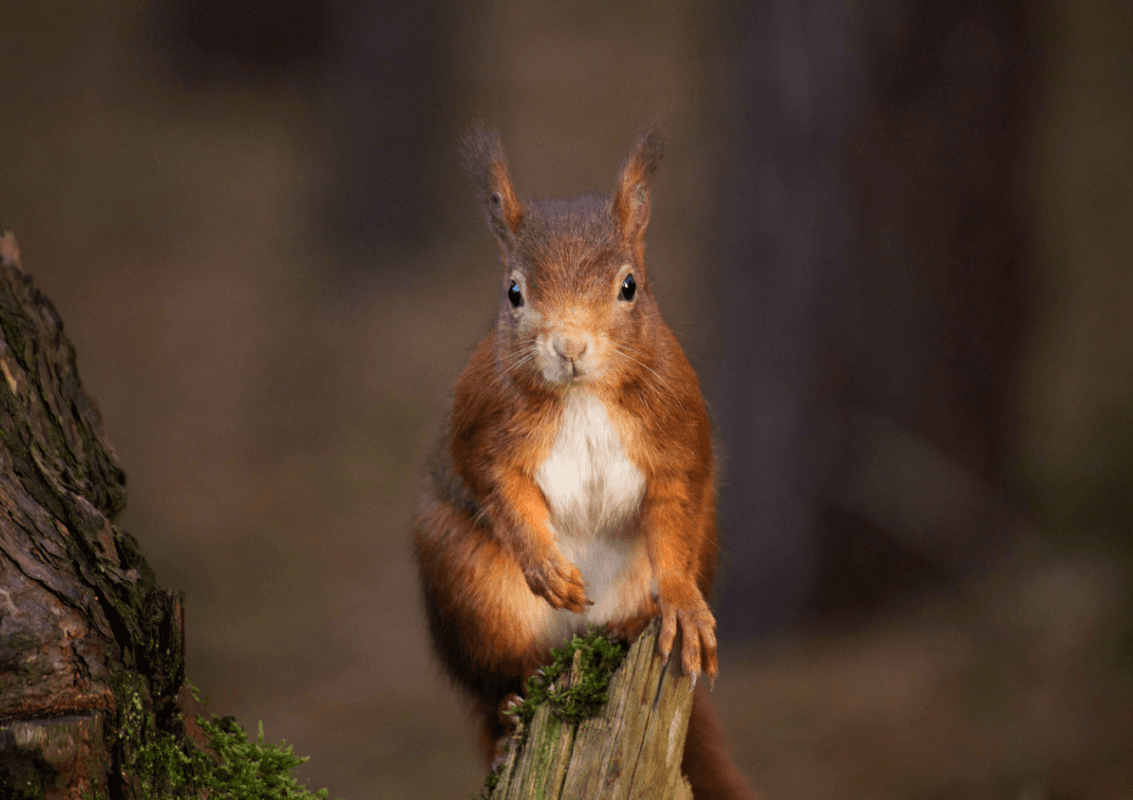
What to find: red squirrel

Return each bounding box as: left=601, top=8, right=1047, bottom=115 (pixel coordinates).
left=414, top=123, right=754, bottom=800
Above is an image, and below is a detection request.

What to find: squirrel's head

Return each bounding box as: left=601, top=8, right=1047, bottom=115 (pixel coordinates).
left=460, top=123, right=664, bottom=390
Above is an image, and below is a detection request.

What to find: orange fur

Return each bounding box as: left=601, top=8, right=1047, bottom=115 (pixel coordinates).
left=414, top=123, right=754, bottom=799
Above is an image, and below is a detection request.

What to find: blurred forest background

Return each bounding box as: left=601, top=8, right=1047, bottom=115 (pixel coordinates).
left=1, top=0, right=1132, bottom=797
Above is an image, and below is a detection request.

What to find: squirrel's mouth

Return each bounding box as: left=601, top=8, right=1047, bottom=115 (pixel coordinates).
left=540, top=357, right=594, bottom=387
left=533, top=330, right=602, bottom=387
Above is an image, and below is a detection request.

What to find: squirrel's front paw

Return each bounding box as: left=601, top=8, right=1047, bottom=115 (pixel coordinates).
left=523, top=555, right=590, bottom=612
left=658, top=592, right=718, bottom=686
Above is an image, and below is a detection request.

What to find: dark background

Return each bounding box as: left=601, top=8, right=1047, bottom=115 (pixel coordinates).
left=2, top=1, right=1132, bottom=797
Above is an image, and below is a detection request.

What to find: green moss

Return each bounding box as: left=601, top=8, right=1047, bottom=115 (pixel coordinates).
left=109, top=683, right=339, bottom=800
left=514, top=626, right=628, bottom=727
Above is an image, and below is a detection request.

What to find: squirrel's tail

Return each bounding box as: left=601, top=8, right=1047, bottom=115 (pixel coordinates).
left=682, top=682, right=758, bottom=800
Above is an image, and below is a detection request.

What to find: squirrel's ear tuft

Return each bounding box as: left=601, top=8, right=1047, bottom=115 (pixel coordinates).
left=459, top=120, right=526, bottom=253
left=611, top=127, right=664, bottom=258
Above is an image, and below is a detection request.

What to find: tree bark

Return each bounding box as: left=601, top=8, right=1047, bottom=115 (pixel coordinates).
left=486, top=619, right=694, bottom=800
left=0, top=229, right=186, bottom=799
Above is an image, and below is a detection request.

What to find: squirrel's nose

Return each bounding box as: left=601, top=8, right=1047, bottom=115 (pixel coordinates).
left=552, top=334, right=588, bottom=361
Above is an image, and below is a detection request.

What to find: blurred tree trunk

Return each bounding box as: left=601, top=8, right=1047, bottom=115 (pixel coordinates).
left=710, top=0, right=864, bottom=636
left=147, top=0, right=455, bottom=264
left=711, top=0, right=1037, bottom=636
left=0, top=230, right=186, bottom=798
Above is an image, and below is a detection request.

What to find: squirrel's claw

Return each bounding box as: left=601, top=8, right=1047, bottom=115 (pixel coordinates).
left=658, top=596, right=718, bottom=683
left=524, top=555, right=590, bottom=612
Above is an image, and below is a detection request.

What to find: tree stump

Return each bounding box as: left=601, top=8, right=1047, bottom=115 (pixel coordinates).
left=0, top=229, right=185, bottom=799
left=486, top=619, right=695, bottom=800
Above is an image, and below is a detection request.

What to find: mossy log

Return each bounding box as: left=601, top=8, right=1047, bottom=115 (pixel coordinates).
left=0, top=230, right=186, bottom=799
left=486, top=618, right=694, bottom=800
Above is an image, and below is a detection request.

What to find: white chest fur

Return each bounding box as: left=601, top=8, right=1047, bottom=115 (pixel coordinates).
left=536, top=391, right=645, bottom=539
left=534, top=391, right=649, bottom=632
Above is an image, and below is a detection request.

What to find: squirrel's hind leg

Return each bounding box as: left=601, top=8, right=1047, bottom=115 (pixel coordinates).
left=416, top=492, right=560, bottom=762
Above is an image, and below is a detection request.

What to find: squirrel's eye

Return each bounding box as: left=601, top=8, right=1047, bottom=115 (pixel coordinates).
left=618, top=274, right=636, bottom=302
left=508, top=280, right=524, bottom=308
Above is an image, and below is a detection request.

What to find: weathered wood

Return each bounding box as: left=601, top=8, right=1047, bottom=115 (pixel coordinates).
left=487, top=619, right=694, bottom=800
left=0, top=229, right=186, bottom=798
